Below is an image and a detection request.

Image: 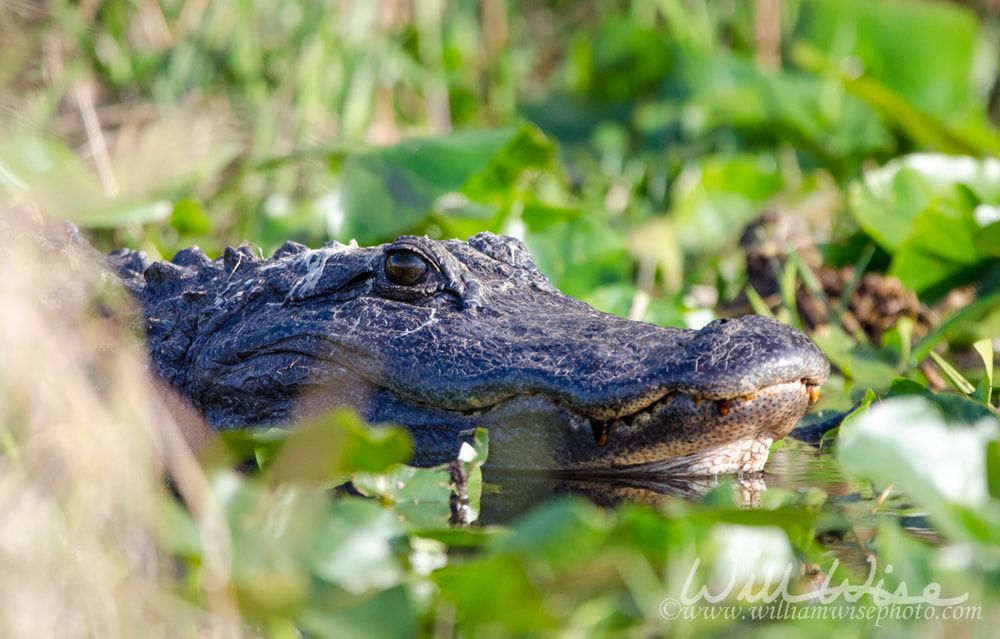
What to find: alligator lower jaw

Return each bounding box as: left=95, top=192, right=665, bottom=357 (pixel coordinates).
left=490, top=380, right=818, bottom=476
left=468, top=378, right=821, bottom=475
left=556, top=378, right=822, bottom=476
left=562, top=437, right=777, bottom=477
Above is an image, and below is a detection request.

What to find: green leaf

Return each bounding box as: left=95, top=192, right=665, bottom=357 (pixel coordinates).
left=838, top=395, right=1000, bottom=507
left=888, top=377, right=996, bottom=422
left=838, top=395, right=1000, bottom=543
left=460, top=428, right=489, bottom=515
left=336, top=124, right=554, bottom=244
left=975, top=338, right=995, bottom=389
left=847, top=154, right=1000, bottom=292
left=793, top=0, right=991, bottom=139
left=303, top=499, right=407, bottom=592
left=520, top=200, right=579, bottom=233
left=976, top=372, right=994, bottom=406
left=352, top=465, right=455, bottom=529
left=676, top=48, right=892, bottom=162
left=744, top=285, right=774, bottom=318
left=671, top=153, right=784, bottom=255
left=811, top=326, right=898, bottom=398
left=265, top=410, right=412, bottom=486
left=887, top=377, right=932, bottom=397
left=170, top=198, right=212, bottom=235
left=988, top=441, right=1000, bottom=500
left=497, top=498, right=612, bottom=571
left=157, top=494, right=203, bottom=559
left=434, top=554, right=548, bottom=633
left=929, top=351, right=976, bottom=395
left=974, top=339, right=995, bottom=406
left=350, top=428, right=488, bottom=529
left=299, top=586, right=416, bottom=639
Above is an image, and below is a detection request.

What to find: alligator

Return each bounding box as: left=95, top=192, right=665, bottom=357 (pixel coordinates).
left=107, top=232, right=829, bottom=475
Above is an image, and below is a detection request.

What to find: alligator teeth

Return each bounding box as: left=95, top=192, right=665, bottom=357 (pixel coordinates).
left=592, top=420, right=610, bottom=447
left=807, top=385, right=821, bottom=403
left=717, top=399, right=732, bottom=417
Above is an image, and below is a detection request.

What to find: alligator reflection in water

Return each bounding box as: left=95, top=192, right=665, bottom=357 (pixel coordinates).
left=478, top=471, right=766, bottom=523
left=477, top=436, right=943, bottom=604
left=477, top=438, right=860, bottom=524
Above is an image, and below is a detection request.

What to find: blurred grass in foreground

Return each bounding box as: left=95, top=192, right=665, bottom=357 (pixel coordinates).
left=0, top=212, right=244, bottom=638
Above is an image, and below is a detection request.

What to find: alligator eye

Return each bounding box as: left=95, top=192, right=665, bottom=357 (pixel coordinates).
left=385, top=251, right=429, bottom=286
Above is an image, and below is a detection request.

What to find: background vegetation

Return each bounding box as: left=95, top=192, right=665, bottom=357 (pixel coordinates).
left=1, top=0, right=1000, bottom=637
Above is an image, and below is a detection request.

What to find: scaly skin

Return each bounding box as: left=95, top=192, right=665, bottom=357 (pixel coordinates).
left=108, top=232, right=830, bottom=474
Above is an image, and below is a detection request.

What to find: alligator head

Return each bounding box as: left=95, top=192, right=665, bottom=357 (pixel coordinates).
left=109, top=232, right=829, bottom=475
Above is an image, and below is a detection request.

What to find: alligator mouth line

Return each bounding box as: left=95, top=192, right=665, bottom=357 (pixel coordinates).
left=451, top=377, right=823, bottom=454
left=586, top=378, right=822, bottom=448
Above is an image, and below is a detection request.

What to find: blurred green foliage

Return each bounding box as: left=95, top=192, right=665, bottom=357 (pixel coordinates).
left=3, top=0, right=1000, bottom=637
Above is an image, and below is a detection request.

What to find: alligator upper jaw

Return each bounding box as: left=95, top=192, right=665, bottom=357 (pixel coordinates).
left=582, top=377, right=825, bottom=431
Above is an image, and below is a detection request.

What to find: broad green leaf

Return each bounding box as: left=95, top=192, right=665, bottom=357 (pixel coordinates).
left=265, top=410, right=412, bottom=486
left=520, top=200, right=579, bottom=232
left=887, top=377, right=932, bottom=397
left=303, top=499, right=406, bottom=592
left=336, top=124, right=553, bottom=244
left=888, top=377, right=996, bottom=423
left=523, top=214, right=631, bottom=300
left=849, top=155, right=1000, bottom=252
left=677, top=48, right=892, bottom=162
left=563, top=15, right=673, bottom=101
left=170, top=198, right=212, bottom=235
left=848, top=154, right=1000, bottom=292
left=497, top=498, right=612, bottom=572
left=671, top=153, right=784, bottom=255
left=299, top=585, right=416, bottom=639
left=794, top=0, right=982, bottom=124
left=811, top=325, right=898, bottom=398
left=351, top=428, right=488, bottom=528
left=353, top=465, right=452, bottom=506
left=434, top=554, right=547, bottom=633
left=352, top=465, right=454, bottom=530
left=839, top=395, right=1000, bottom=542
